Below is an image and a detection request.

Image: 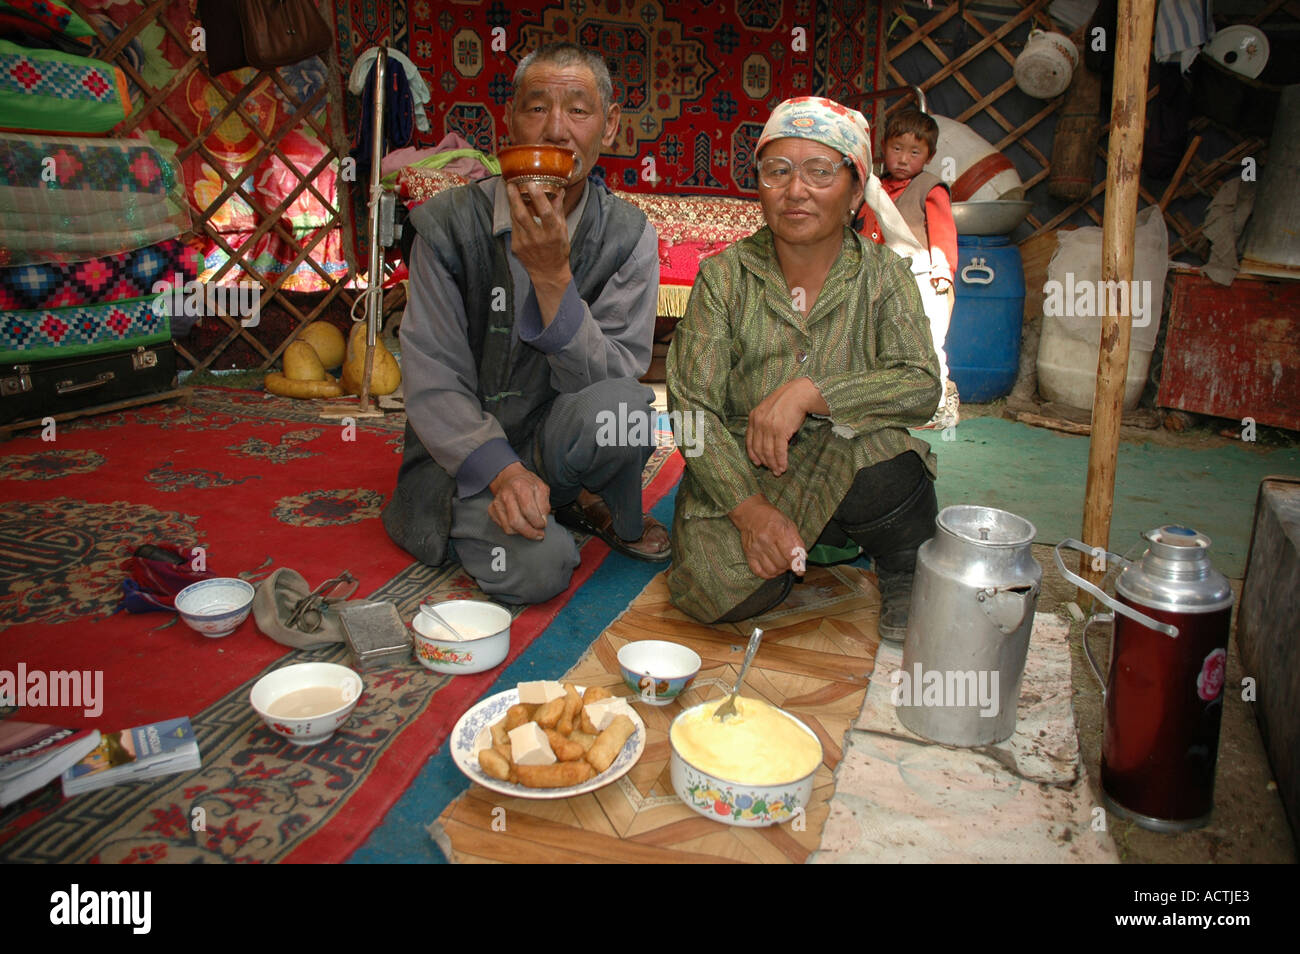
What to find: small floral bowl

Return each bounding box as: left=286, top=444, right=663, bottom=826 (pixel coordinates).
left=411, top=599, right=511, bottom=675
left=616, top=640, right=700, bottom=706
left=175, top=577, right=255, bottom=638
left=668, top=701, right=822, bottom=828
left=249, top=662, right=363, bottom=746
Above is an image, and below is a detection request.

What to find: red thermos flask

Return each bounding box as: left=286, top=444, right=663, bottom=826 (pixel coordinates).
left=1056, top=527, right=1234, bottom=832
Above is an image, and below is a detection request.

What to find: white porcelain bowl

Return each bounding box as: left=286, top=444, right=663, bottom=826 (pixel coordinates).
left=669, top=700, right=822, bottom=827
left=412, top=599, right=511, bottom=674
left=175, top=577, right=255, bottom=637
left=616, top=639, right=701, bottom=706
left=249, top=662, right=363, bottom=746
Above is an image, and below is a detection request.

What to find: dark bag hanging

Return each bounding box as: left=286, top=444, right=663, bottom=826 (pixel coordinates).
left=235, top=0, right=331, bottom=70
left=1143, top=63, right=1193, bottom=179
left=197, top=0, right=249, bottom=75
left=1083, top=0, right=1117, bottom=76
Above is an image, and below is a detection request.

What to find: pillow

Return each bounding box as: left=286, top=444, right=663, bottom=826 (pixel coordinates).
left=0, top=38, right=130, bottom=134
left=397, top=166, right=469, bottom=206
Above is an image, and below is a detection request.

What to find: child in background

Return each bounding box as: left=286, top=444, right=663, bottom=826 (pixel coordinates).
left=860, top=109, right=959, bottom=429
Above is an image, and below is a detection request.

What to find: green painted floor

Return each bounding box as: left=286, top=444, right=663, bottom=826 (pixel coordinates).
left=928, top=418, right=1300, bottom=577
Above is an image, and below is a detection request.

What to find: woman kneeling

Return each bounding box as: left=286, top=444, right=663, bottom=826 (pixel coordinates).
left=666, top=96, right=942, bottom=639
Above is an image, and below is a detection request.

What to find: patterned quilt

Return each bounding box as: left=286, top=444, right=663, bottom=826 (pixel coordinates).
left=0, top=238, right=197, bottom=312
left=0, top=296, right=169, bottom=362
left=0, top=1, right=96, bottom=41
left=0, top=132, right=189, bottom=266
left=612, top=190, right=766, bottom=247
left=0, top=38, right=128, bottom=135
left=0, top=240, right=197, bottom=361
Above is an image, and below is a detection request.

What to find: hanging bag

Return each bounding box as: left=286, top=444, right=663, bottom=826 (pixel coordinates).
left=197, top=0, right=249, bottom=74
left=235, top=0, right=331, bottom=70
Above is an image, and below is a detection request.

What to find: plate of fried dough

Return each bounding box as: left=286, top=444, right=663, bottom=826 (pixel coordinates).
left=450, top=683, right=646, bottom=799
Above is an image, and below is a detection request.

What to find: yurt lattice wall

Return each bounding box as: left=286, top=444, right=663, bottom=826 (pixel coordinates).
left=72, top=0, right=361, bottom=371
left=883, top=0, right=1297, bottom=263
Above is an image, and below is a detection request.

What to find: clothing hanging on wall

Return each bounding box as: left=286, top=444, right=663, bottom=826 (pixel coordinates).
left=1154, top=0, right=1213, bottom=72
left=349, top=47, right=430, bottom=133
left=351, top=52, right=415, bottom=181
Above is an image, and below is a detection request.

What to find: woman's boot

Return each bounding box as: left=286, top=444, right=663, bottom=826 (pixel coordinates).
left=840, top=475, right=938, bottom=641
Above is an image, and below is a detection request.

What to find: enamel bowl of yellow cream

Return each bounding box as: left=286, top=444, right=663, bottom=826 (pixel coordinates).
left=669, top=696, right=823, bottom=827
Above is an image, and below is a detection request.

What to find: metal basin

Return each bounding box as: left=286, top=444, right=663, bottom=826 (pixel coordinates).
left=952, top=200, right=1032, bottom=235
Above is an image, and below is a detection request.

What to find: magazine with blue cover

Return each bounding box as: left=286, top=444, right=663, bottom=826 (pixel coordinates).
left=61, top=716, right=200, bottom=795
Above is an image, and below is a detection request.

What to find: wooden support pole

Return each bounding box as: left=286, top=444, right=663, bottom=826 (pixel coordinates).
left=1079, top=0, right=1157, bottom=593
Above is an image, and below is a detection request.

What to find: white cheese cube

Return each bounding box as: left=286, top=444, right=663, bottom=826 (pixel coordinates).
left=507, top=722, right=556, bottom=766
left=517, top=680, right=566, bottom=705
left=583, top=696, right=636, bottom=732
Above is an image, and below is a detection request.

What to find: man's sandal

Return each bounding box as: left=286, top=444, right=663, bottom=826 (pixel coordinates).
left=554, top=497, right=672, bottom=563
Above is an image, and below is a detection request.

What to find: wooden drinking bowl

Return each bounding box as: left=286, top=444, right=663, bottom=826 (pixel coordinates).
left=497, top=144, right=583, bottom=200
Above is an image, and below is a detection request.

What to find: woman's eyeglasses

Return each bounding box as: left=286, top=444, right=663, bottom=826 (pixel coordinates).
left=758, top=155, right=852, bottom=189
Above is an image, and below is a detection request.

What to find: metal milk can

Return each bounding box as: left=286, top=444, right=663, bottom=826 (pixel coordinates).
left=1056, top=527, right=1234, bottom=832
left=897, top=505, right=1041, bottom=746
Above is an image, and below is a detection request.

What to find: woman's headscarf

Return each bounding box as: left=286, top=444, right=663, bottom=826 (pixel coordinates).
left=756, top=96, right=919, bottom=253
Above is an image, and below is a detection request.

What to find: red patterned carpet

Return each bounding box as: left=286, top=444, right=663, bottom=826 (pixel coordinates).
left=0, top=390, right=414, bottom=727
left=337, top=0, right=885, bottom=195
left=0, top=388, right=682, bottom=862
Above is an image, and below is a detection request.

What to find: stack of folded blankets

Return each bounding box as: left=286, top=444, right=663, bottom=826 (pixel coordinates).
left=0, top=0, right=195, bottom=426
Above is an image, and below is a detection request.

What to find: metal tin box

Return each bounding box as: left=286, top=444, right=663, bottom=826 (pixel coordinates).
left=338, top=601, right=413, bottom=670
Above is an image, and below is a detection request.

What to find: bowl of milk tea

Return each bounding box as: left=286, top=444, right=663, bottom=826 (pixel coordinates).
left=249, top=662, right=363, bottom=745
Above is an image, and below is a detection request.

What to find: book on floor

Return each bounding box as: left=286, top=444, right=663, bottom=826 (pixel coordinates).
left=60, top=716, right=200, bottom=796
left=0, top=720, right=103, bottom=807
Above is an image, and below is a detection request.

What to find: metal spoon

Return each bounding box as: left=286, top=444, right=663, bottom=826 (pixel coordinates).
left=713, top=627, right=764, bottom=721
left=417, top=603, right=464, bottom=641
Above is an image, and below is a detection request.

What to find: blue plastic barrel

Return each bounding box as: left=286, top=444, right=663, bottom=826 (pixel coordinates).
left=946, top=235, right=1025, bottom=402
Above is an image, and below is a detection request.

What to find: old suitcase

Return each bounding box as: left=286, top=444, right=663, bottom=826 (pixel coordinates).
left=0, top=341, right=178, bottom=427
